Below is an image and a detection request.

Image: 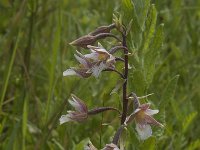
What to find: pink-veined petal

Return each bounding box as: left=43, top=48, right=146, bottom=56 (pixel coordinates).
left=68, top=100, right=80, bottom=111
left=74, top=54, right=88, bottom=67
left=73, top=68, right=92, bottom=78
left=136, top=123, right=152, bottom=140
left=91, top=62, right=106, bottom=78
left=71, top=94, right=87, bottom=112
left=145, top=109, right=159, bottom=116
left=144, top=114, right=164, bottom=127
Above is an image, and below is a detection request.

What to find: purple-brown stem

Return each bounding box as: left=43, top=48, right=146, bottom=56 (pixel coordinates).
left=121, top=33, right=129, bottom=124
left=112, top=125, right=126, bottom=145
left=109, top=46, right=129, bottom=54
left=88, top=107, right=121, bottom=115
left=95, top=33, right=122, bottom=42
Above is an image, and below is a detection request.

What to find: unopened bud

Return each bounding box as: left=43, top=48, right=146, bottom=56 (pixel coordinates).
left=113, top=14, right=124, bottom=33
left=89, top=24, right=115, bottom=36
left=69, top=35, right=97, bottom=48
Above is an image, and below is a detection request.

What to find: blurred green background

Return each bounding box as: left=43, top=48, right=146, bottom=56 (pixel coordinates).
left=0, top=0, right=200, bottom=149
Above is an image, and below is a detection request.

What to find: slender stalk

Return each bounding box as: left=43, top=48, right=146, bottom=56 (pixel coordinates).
left=103, top=68, right=125, bottom=79
left=88, top=107, right=121, bottom=115
left=95, top=33, right=122, bottom=42
left=115, top=57, right=125, bottom=62
left=109, top=46, right=129, bottom=54
left=112, top=125, right=126, bottom=145
left=121, top=33, right=129, bottom=124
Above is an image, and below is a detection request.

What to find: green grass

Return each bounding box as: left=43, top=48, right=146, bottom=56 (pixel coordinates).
left=0, top=0, right=200, bottom=149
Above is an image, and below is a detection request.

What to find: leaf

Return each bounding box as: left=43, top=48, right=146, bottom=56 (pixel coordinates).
left=161, top=75, right=179, bottom=106
left=51, top=138, right=65, bottom=150
left=129, top=70, right=147, bottom=96
left=121, top=0, right=142, bottom=47
left=142, top=4, right=157, bottom=54
left=132, top=0, right=150, bottom=29
left=0, top=32, right=20, bottom=111
left=143, top=24, right=164, bottom=86
left=75, top=138, right=90, bottom=150
left=110, top=79, right=126, bottom=95
left=22, top=95, right=28, bottom=150
left=187, top=139, right=200, bottom=150
left=139, top=137, right=156, bottom=150
left=182, top=111, right=197, bottom=133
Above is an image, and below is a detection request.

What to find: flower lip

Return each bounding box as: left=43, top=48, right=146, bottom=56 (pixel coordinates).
left=136, top=123, right=152, bottom=140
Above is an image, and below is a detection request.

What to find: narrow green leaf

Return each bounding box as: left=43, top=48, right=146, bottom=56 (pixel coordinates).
left=75, top=138, right=90, bottom=150
left=22, top=95, right=28, bottom=150
left=110, top=79, right=126, bottom=95
left=129, top=70, right=147, bottom=96
left=45, top=9, right=61, bottom=123
left=121, top=0, right=142, bottom=47
left=143, top=24, right=164, bottom=85
left=142, top=4, right=157, bottom=54
left=133, top=0, right=150, bottom=29
left=5, top=121, right=20, bottom=150
left=182, top=111, right=197, bottom=133
left=161, top=75, right=179, bottom=106
left=52, top=138, right=65, bottom=150
left=187, top=139, right=200, bottom=150
left=0, top=32, right=20, bottom=112
left=140, top=137, right=156, bottom=150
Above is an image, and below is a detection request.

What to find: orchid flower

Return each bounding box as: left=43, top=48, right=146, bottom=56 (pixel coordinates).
left=59, top=94, right=88, bottom=124
left=63, top=43, right=116, bottom=78
left=125, top=103, right=163, bottom=140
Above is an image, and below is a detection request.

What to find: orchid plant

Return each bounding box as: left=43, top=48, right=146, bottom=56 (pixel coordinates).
left=60, top=16, right=163, bottom=149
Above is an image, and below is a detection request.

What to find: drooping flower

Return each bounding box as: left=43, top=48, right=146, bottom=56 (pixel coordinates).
left=59, top=94, right=88, bottom=124
left=63, top=43, right=116, bottom=78
left=133, top=103, right=163, bottom=140
left=125, top=102, right=163, bottom=140
left=102, top=143, right=119, bottom=150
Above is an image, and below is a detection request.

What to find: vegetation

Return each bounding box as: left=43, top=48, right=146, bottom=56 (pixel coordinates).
left=0, top=0, right=199, bottom=149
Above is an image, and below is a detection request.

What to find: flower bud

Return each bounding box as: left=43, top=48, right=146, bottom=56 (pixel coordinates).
left=69, top=35, right=97, bottom=48
left=89, top=24, right=115, bottom=36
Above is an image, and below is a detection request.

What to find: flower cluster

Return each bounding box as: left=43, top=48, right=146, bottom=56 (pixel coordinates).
left=61, top=21, right=164, bottom=149
left=63, top=44, right=116, bottom=78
